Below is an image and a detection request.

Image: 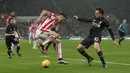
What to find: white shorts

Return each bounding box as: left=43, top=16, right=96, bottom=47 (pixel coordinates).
left=35, top=30, right=58, bottom=40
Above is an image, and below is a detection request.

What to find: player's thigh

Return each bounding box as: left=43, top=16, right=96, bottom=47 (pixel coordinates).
left=48, top=30, right=59, bottom=38
left=38, top=32, right=49, bottom=40
left=52, top=38, right=61, bottom=43
left=93, top=37, right=101, bottom=52
left=5, top=39, right=12, bottom=50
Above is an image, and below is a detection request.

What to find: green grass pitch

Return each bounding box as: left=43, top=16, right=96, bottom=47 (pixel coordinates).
left=0, top=40, right=130, bottom=73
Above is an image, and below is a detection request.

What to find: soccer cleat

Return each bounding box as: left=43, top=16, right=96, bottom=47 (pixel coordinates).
left=8, top=56, right=12, bottom=59
left=17, top=52, right=22, bottom=57
left=102, top=64, right=107, bottom=68
left=58, top=59, right=68, bottom=64
left=38, top=44, right=47, bottom=54
left=88, top=57, right=93, bottom=67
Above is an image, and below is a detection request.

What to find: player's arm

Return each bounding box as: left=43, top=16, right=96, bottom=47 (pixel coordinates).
left=73, top=15, right=92, bottom=22
left=36, top=10, right=51, bottom=24
left=105, top=20, right=119, bottom=46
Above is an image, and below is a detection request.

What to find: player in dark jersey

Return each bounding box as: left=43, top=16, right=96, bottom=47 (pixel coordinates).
left=5, top=18, right=22, bottom=59
left=73, top=8, right=119, bottom=68
left=118, top=19, right=127, bottom=45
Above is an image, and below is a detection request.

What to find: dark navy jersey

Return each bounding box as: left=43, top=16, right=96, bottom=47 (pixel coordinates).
left=78, top=17, right=115, bottom=40
left=6, top=24, right=17, bottom=34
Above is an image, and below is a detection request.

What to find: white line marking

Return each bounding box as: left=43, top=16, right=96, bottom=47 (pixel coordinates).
left=1, top=52, right=130, bottom=66
left=40, top=56, right=130, bottom=66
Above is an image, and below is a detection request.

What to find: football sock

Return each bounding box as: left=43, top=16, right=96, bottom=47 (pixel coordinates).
left=119, top=38, right=124, bottom=45
left=16, top=46, right=20, bottom=53
left=46, top=41, right=52, bottom=50
left=97, top=51, right=106, bottom=65
left=53, top=43, right=56, bottom=49
left=56, top=43, right=62, bottom=59
left=77, top=49, right=90, bottom=60
left=7, top=50, right=11, bottom=57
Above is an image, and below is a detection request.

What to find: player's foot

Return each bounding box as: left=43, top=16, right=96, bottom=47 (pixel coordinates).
left=58, top=58, right=68, bottom=64
left=102, top=64, right=107, bottom=68
left=88, top=57, right=93, bottom=67
left=17, top=52, right=22, bottom=57
left=8, top=56, right=12, bottom=59
left=38, top=44, right=47, bottom=54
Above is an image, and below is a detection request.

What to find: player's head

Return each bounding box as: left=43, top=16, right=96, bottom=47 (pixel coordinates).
left=95, top=8, right=104, bottom=18
left=9, top=18, right=16, bottom=24
left=10, top=12, right=15, bottom=17
left=123, top=19, right=126, bottom=24
left=57, top=13, right=66, bottom=23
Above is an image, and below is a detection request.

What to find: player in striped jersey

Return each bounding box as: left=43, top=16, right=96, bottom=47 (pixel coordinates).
left=35, top=10, right=68, bottom=64
left=28, top=23, right=38, bottom=49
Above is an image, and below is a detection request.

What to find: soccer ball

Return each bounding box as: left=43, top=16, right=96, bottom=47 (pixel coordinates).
left=42, top=59, right=50, bottom=68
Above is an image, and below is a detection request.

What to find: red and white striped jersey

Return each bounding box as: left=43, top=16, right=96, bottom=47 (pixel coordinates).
left=37, top=12, right=58, bottom=32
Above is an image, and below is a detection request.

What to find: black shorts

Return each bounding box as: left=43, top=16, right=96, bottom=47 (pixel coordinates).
left=119, top=30, right=125, bottom=37
left=5, top=36, right=19, bottom=50
left=80, top=36, right=101, bottom=49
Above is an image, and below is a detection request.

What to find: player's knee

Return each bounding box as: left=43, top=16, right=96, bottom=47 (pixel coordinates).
left=17, top=44, right=20, bottom=47
left=76, top=44, right=84, bottom=51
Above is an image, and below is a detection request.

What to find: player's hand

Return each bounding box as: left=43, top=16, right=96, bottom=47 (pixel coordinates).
left=73, top=15, right=79, bottom=20
left=113, top=40, right=119, bottom=46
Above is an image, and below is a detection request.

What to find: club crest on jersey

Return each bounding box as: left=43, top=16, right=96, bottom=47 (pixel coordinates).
left=92, top=20, right=102, bottom=28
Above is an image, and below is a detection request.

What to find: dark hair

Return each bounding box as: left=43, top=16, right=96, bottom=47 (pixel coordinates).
left=59, top=13, right=66, bottom=18
left=96, top=8, right=104, bottom=15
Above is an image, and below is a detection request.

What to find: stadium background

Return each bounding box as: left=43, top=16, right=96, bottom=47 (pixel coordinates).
left=0, top=0, right=130, bottom=39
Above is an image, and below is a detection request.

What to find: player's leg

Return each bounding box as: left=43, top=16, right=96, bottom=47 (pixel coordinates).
left=118, top=31, right=125, bottom=45
left=93, top=37, right=107, bottom=68
left=45, top=41, right=53, bottom=51
left=13, top=39, right=21, bottom=57
left=77, top=37, right=93, bottom=66
left=53, top=38, right=68, bottom=64
left=5, top=37, right=12, bottom=59
left=38, top=31, right=59, bottom=54
left=28, top=33, right=32, bottom=44
left=11, top=43, right=15, bottom=55
left=33, top=35, right=38, bottom=49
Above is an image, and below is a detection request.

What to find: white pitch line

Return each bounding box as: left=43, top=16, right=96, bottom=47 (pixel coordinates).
left=40, top=56, right=130, bottom=66
left=1, top=53, right=130, bottom=66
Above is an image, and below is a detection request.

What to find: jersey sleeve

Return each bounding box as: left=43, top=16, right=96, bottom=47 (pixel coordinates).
left=104, top=20, right=115, bottom=40
left=78, top=17, right=92, bottom=23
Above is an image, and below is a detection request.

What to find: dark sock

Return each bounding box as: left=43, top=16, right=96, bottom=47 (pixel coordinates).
left=53, top=43, right=56, bottom=49
left=119, top=38, right=124, bottom=45
left=16, top=46, right=20, bottom=53
left=40, top=44, right=44, bottom=51
left=46, top=42, right=52, bottom=50
left=7, top=50, right=11, bottom=57
left=97, top=51, right=106, bottom=65
left=77, top=49, right=90, bottom=60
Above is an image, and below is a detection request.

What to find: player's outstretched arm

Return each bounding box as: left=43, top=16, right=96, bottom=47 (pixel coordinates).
left=36, top=10, right=50, bottom=24
left=73, top=15, right=92, bottom=23
left=105, top=20, right=119, bottom=46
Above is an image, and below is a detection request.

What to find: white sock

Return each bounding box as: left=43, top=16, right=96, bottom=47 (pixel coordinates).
left=33, top=40, right=38, bottom=49
left=29, top=37, right=31, bottom=44
left=42, top=35, right=53, bottom=46
left=11, top=43, right=15, bottom=53
left=56, top=43, right=62, bottom=59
